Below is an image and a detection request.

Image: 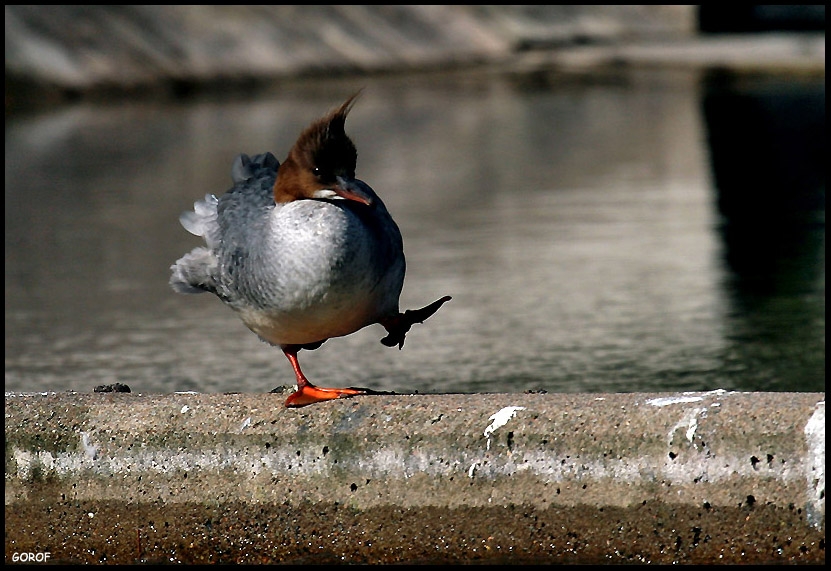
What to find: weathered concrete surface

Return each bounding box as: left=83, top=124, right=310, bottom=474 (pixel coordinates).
left=5, top=390, right=825, bottom=564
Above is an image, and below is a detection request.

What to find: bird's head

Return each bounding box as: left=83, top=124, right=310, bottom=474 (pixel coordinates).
left=273, top=93, right=374, bottom=207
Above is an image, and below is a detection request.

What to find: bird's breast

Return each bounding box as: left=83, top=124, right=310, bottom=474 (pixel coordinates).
left=219, top=199, right=404, bottom=346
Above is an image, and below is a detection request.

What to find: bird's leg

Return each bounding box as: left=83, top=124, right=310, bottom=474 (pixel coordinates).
left=281, top=345, right=368, bottom=408
left=380, top=295, right=452, bottom=349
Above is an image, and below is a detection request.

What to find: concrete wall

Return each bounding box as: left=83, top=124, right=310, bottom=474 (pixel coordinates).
left=6, top=6, right=824, bottom=114
left=5, top=390, right=825, bottom=564
left=5, top=6, right=693, bottom=92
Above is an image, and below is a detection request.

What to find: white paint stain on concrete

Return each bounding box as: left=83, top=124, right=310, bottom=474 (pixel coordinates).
left=485, top=406, right=525, bottom=450
left=647, top=389, right=729, bottom=408
left=484, top=406, right=525, bottom=450
left=666, top=407, right=707, bottom=447
left=803, top=400, right=825, bottom=529
left=80, top=432, right=98, bottom=460
left=648, top=391, right=734, bottom=448
left=484, top=406, right=526, bottom=438
left=648, top=395, right=704, bottom=407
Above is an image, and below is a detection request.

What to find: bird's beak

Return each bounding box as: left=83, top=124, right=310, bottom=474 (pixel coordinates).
left=315, top=177, right=373, bottom=206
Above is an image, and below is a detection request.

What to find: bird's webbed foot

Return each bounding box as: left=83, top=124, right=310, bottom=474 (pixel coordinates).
left=380, top=295, right=452, bottom=349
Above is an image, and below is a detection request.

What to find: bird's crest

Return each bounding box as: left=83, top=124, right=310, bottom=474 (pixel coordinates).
left=274, top=92, right=362, bottom=203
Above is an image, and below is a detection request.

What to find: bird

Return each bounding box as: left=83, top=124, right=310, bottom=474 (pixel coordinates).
left=170, top=93, right=451, bottom=407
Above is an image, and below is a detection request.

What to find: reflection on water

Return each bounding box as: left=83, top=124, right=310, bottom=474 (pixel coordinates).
left=5, top=69, right=824, bottom=395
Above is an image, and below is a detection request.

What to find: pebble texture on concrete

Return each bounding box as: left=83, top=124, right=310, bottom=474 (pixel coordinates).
left=5, top=390, right=824, bottom=564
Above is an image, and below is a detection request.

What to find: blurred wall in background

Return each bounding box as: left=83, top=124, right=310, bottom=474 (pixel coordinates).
left=6, top=5, right=696, bottom=108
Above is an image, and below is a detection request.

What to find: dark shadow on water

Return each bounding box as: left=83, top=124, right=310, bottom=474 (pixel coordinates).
left=701, top=72, right=825, bottom=391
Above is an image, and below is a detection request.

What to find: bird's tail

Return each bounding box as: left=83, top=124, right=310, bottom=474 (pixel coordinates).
left=169, top=247, right=218, bottom=295
left=179, top=194, right=219, bottom=246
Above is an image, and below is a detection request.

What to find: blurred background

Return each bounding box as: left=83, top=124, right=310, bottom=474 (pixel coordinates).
left=5, top=6, right=825, bottom=396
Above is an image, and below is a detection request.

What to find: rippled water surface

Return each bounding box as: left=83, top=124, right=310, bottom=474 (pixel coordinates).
left=5, top=70, right=824, bottom=395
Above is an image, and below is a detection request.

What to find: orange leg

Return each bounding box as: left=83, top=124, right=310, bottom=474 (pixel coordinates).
left=281, top=346, right=366, bottom=408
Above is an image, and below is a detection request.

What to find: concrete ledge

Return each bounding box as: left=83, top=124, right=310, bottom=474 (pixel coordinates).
left=5, top=390, right=825, bottom=564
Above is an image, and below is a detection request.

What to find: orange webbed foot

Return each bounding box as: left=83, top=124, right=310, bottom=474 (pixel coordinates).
left=284, top=384, right=364, bottom=408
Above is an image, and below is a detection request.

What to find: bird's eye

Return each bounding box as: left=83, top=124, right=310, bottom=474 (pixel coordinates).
left=312, top=167, right=322, bottom=178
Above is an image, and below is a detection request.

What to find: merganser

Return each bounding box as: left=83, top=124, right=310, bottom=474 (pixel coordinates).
left=170, top=94, right=451, bottom=407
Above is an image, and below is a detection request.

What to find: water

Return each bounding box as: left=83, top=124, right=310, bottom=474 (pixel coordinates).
left=5, top=69, right=824, bottom=396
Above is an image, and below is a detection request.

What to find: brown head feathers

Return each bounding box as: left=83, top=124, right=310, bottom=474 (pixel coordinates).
left=273, top=93, right=362, bottom=203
